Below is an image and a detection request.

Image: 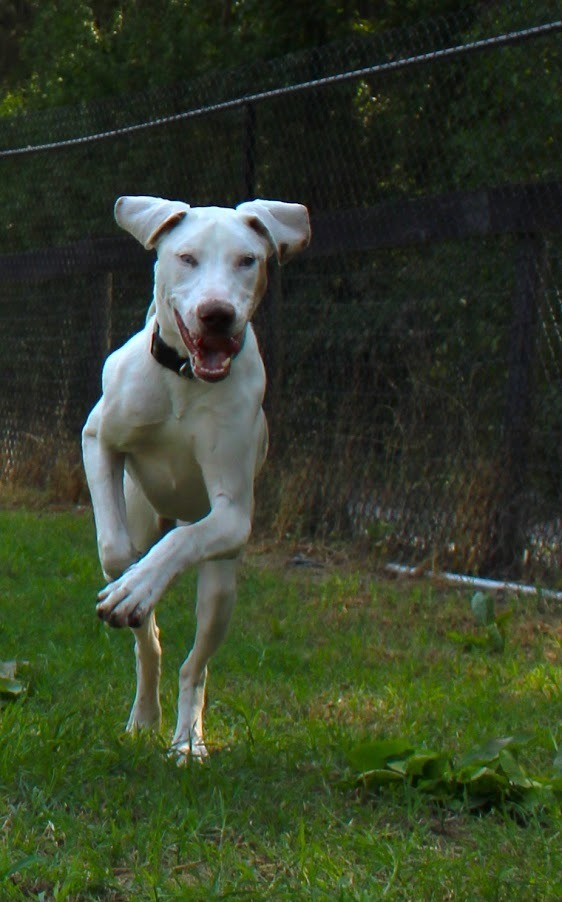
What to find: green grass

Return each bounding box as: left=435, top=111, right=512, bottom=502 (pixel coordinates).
left=0, top=509, right=561, bottom=900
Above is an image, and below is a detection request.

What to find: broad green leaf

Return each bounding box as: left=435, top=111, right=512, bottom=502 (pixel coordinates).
left=417, top=777, right=455, bottom=799
left=0, top=676, right=25, bottom=698
left=403, top=752, right=450, bottom=781
left=387, top=758, right=408, bottom=775
left=553, top=747, right=562, bottom=774
left=461, top=766, right=509, bottom=799
left=498, top=750, right=537, bottom=789
left=457, top=736, right=530, bottom=769
left=0, top=661, right=28, bottom=699
left=456, top=762, right=487, bottom=783
left=348, top=734, right=560, bottom=812
left=347, top=739, right=414, bottom=773
left=356, top=768, right=406, bottom=788
left=0, top=661, right=17, bottom=679
left=471, top=591, right=495, bottom=626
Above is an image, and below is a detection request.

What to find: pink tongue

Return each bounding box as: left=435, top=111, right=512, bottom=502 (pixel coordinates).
left=199, top=334, right=234, bottom=352
left=194, top=334, right=238, bottom=377
left=199, top=347, right=229, bottom=373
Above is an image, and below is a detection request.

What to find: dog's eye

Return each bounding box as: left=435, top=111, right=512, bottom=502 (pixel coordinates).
left=180, top=253, right=198, bottom=267
left=238, top=255, right=256, bottom=268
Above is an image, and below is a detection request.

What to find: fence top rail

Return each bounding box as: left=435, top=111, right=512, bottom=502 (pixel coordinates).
left=0, top=19, right=560, bottom=160
left=0, top=180, right=560, bottom=285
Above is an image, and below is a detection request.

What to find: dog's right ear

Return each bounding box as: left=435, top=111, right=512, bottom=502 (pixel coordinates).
left=114, top=196, right=190, bottom=250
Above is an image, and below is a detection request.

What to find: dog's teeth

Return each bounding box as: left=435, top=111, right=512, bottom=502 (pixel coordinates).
left=223, top=358, right=231, bottom=368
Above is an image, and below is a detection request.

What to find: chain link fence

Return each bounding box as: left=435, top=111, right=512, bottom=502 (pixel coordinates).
left=0, top=2, right=561, bottom=583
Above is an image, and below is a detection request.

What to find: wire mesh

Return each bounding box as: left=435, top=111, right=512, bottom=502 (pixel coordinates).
left=0, top=2, right=560, bottom=581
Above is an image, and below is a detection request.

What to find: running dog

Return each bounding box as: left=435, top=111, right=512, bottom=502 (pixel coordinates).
left=82, top=195, right=310, bottom=758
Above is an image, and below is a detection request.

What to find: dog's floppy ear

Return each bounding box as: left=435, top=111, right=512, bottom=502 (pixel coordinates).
left=114, top=195, right=190, bottom=250
left=236, top=199, right=310, bottom=264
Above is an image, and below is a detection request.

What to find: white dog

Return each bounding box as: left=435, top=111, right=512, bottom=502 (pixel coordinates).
left=82, top=195, right=310, bottom=758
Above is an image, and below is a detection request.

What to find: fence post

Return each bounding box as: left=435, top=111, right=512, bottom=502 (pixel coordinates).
left=484, top=232, right=546, bottom=576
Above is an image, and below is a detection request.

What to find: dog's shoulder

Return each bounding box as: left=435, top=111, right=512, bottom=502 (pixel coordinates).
left=99, top=328, right=172, bottom=435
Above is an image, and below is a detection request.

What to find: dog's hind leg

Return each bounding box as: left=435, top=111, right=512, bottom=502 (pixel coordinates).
left=124, top=477, right=166, bottom=732
left=127, top=612, right=162, bottom=732
left=171, top=558, right=237, bottom=759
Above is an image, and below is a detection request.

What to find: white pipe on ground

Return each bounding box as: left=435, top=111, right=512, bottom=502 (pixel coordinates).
left=385, top=562, right=562, bottom=602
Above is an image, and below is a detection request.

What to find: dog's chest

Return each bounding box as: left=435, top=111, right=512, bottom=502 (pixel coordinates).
left=124, top=410, right=211, bottom=520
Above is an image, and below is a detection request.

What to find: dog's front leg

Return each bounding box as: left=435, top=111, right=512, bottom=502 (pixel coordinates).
left=82, top=403, right=139, bottom=581
left=171, top=558, right=237, bottom=759
left=96, top=495, right=251, bottom=628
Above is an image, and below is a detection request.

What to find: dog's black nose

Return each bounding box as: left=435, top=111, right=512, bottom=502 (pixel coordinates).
left=198, top=300, right=236, bottom=332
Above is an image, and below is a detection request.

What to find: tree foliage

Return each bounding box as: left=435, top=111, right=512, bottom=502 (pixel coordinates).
left=1, top=0, right=490, bottom=112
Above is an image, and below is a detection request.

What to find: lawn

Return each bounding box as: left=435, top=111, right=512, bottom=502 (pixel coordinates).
left=0, top=508, right=561, bottom=899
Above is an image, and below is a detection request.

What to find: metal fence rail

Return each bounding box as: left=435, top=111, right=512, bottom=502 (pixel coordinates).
left=1, top=1, right=561, bottom=583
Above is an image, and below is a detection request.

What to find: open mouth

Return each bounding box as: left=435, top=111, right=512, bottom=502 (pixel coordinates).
left=174, top=310, right=244, bottom=382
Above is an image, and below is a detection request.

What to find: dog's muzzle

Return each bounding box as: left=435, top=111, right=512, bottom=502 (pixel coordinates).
left=151, top=318, right=247, bottom=382
left=174, top=309, right=245, bottom=383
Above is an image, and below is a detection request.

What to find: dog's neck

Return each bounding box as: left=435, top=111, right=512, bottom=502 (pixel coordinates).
left=150, top=324, right=194, bottom=379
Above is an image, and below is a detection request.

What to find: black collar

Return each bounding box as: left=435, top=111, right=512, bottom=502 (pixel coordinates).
left=150, top=324, right=194, bottom=379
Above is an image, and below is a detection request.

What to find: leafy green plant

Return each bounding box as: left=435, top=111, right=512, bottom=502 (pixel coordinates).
left=348, top=735, right=562, bottom=813
left=447, top=591, right=512, bottom=652
left=0, top=660, right=27, bottom=701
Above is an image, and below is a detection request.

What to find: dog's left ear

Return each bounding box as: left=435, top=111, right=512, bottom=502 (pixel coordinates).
left=236, top=199, right=311, bottom=264
left=114, top=195, right=191, bottom=250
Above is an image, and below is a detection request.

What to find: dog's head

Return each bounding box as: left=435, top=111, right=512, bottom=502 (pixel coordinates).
left=114, top=195, right=310, bottom=383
